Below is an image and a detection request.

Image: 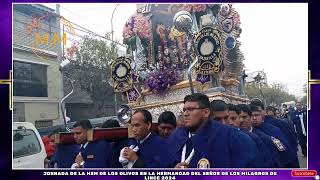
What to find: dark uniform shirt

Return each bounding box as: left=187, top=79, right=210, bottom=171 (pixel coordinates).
left=127, top=132, right=168, bottom=168
left=79, top=140, right=112, bottom=168
left=242, top=129, right=275, bottom=167
left=256, top=122, right=299, bottom=167
left=166, top=120, right=257, bottom=168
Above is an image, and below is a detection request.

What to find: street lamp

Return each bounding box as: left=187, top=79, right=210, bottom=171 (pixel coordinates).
left=111, top=3, right=120, bottom=115
left=111, top=3, right=120, bottom=42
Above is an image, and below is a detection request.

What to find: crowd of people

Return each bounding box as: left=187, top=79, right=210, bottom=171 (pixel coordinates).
left=42, top=93, right=307, bottom=169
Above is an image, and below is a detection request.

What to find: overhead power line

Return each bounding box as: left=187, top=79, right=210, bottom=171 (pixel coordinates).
left=58, top=5, right=126, bottom=47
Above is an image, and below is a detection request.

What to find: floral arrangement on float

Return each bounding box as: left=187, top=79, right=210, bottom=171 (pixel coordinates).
left=144, top=70, right=179, bottom=94
left=182, top=4, right=207, bottom=13
left=118, top=4, right=244, bottom=99
left=122, top=13, right=152, bottom=49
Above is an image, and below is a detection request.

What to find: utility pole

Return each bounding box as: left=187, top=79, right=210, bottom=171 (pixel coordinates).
left=111, top=4, right=120, bottom=43
left=111, top=3, right=120, bottom=115
left=56, top=4, right=64, bottom=125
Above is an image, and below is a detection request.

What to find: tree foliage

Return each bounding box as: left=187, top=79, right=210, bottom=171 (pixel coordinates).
left=67, top=36, right=122, bottom=117
left=244, top=82, right=296, bottom=106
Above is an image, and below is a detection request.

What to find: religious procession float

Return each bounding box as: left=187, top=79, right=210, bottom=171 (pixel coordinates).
left=111, top=4, right=248, bottom=121
left=56, top=3, right=249, bottom=143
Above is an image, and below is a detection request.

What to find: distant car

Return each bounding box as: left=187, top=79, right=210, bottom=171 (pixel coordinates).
left=13, top=122, right=47, bottom=169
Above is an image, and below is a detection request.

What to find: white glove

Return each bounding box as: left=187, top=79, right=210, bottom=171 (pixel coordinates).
left=119, top=145, right=139, bottom=168
left=119, top=145, right=134, bottom=164
left=132, top=146, right=139, bottom=152
left=71, top=163, right=79, bottom=169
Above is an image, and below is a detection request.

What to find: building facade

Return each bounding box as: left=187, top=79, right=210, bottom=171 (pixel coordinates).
left=13, top=4, right=63, bottom=128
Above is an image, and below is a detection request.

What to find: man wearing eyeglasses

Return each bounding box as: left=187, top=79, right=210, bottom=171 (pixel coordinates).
left=71, top=120, right=112, bottom=168
left=166, top=93, right=256, bottom=168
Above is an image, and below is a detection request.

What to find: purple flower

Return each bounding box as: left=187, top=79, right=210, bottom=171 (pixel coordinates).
left=144, top=70, right=178, bottom=93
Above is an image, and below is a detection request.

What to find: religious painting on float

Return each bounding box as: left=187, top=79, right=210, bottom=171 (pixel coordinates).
left=114, top=4, right=247, bottom=119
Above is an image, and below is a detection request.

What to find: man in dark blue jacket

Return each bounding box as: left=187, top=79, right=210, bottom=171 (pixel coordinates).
left=292, top=101, right=307, bottom=157
left=166, top=93, right=256, bottom=168
left=71, top=120, right=112, bottom=168
left=249, top=102, right=299, bottom=168
left=266, top=106, right=298, bottom=152
left=120, top=108, right=168, bottom=168
left=101, top=119, right=128, bottom=168
left=237, top=104, right=275, bottom=167
left=49, top=143, right=80, bottom=168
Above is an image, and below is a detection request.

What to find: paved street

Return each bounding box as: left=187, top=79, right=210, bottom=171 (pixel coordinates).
left=297, top=146, right=307, bottom=168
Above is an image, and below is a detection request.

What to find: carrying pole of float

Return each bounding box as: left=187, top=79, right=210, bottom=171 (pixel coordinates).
left=187, top=31, right=199, bottom=94
left=188, top=58, right=198, bottom=94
